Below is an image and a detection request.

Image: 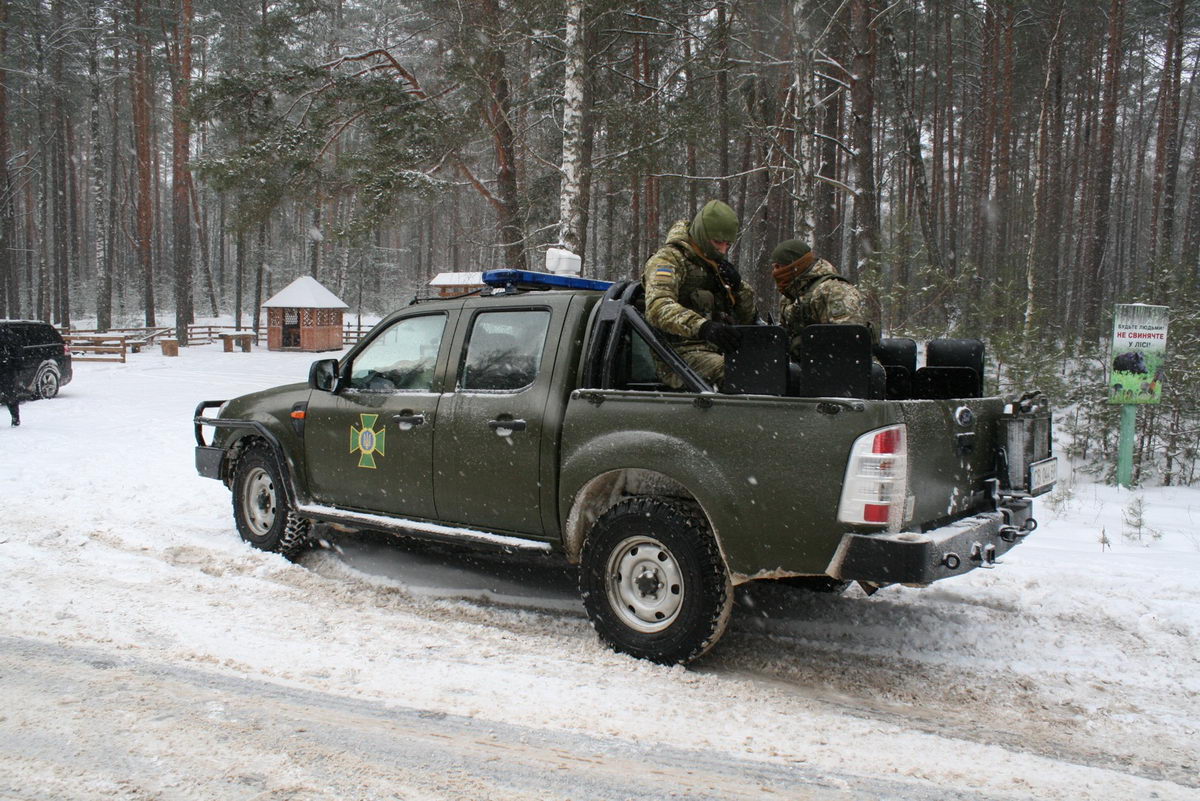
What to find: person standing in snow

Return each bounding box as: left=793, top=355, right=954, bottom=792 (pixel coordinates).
left=0, top=341, right=21, bottom=426
left=769, top=239, right=873, bottom=358
left=641, top=199, right=757, bottom=389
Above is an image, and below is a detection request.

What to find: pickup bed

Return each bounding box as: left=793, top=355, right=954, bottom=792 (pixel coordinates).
left=195, top=270, right=1055, bottom=664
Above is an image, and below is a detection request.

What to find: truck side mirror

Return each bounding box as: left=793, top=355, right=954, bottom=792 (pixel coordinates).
left=309, top=358, right=338, bottom=392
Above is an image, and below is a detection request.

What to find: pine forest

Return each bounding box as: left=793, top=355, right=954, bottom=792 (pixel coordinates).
left=0, top=0, right=1197, bottom=484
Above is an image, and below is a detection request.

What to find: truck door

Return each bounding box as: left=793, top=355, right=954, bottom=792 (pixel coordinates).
left=304, top=310, right=455, bottom=519
left=433, top=305, right=563, bottom=535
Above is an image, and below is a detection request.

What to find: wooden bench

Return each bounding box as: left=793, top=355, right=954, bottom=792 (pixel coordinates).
left=219, top=332, right=255, bottom=353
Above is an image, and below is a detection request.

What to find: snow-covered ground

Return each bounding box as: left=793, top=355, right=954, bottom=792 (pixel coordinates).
left=1, top=342, right=1197, bottom=800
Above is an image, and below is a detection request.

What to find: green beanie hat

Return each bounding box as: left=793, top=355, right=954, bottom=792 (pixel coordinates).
left=689, top=200, right=739, bottom=261
left=770, top=239, right=811, bottom=266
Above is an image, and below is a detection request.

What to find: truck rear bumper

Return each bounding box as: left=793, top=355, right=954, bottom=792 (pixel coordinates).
left=826, top=499, right=1035, bottom=585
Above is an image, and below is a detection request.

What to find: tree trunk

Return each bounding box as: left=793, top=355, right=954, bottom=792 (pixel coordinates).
left=87, top=0, right=111, bottom=330
left=1148, top=0, right=1186, bottom=278
left=993, top=5, right=1015, bottom=278
left=189, top=175, right=218, bottom=316
left=133, top=0, right=155, bottom=326
left=1080, top=0, right=1124, bottom=341
left=880, top=17, right=945, bottom=282
left=1181, top=115, right=1200, bottom=275
left=303, top=201, right=318, bottom=279
left=848, top=0, right=879, bottom=282
left=1022, top=4, right=1065, bottom=338
left=556, top=0, right=588, bottom=258
left=234, top=228, right=245, bottom=331
left=968, top=3, right=997, bottom=290
left=50, top=0, right=70, bottom=328
left=814, top=17, right=845, bottom=265
left=0, top=0, right=14, bottom=318
left=477, top=0, right=524, bottom=269
left=717, top=0, right=731, bottom=203
left=105, top=39, right=122, bottom=321
left=172, top=0, right=195, bottom=343
left=944, top=7, right=959, bottom=281
left=253, top=222, right=266, bottom=333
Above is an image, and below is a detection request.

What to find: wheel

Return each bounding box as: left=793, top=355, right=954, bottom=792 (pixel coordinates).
left=777, top=576, right=851, bottom=594
left=579, top=496, right=732, bottom=665
left=34, top=364, right=60, bottom=399
left=231, top=443, right=310, bottom=559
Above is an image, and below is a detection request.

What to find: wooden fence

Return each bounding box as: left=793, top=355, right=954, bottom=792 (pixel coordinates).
left=342, top=322, right=374, bottom=346
left=64, top=325, right=263, bottom=361
left=65, top=324, right=386, bottom=359
left=186, top=325, right=262, bottom=345
left=64, top=334, right=132, bottom=363
left=64, top=326, right=174, bottom=362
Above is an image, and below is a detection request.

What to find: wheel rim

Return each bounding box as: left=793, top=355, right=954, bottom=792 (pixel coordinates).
left=38, top=369, right=58, bottom=398
left=606, top=535, right=684, bottom=633
left=241, top=467, right=277, bottom=537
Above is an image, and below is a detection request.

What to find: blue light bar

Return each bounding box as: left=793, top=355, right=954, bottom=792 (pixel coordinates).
left=482, top=269, right=613, bottom=292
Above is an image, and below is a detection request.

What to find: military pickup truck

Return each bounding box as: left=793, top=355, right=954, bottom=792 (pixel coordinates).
left=195, top=270, right=1055, bottom=665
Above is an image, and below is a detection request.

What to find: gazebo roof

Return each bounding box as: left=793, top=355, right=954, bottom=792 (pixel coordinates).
left=429, top=271, right=485, bottom=287
left=262, top=276, right=348, bottom=309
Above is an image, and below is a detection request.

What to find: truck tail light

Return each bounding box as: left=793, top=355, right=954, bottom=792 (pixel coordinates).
left=837, top=424, right=908, bottom=526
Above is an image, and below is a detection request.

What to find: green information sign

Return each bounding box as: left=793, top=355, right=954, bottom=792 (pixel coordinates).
left=1109, top=304, right=1168, bottom=405
left=1109, top=303, right=1168, bottom=488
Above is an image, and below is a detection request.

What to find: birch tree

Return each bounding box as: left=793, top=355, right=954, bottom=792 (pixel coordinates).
left=556, top=0, right=587, bottom=260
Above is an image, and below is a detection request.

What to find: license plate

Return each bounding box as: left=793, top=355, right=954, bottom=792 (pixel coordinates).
left=1028, top=457, right=1057, bottom=495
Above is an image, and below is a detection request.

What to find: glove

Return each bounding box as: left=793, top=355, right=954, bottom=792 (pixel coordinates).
left=699, top=320, right=742, bottom=353
left=716, top=259, right=743, bottom=292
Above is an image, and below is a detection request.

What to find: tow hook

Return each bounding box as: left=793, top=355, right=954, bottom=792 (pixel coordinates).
left=969, top=541, right=997, bottom=566
left=1001, top=520, right=1034, bottom=542
left=942, top=552, right=961, bottom=570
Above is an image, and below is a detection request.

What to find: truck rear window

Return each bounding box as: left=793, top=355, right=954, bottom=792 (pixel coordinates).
left=460, top=310, right=550, bottom=392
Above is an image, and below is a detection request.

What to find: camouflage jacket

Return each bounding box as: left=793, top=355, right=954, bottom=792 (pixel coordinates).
left=642, top=221, right=757, bottom=343
left=778, top=259, right=868, bottom=334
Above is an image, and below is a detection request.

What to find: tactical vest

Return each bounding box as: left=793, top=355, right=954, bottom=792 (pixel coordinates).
left=666, top=242, right=739, bottom=324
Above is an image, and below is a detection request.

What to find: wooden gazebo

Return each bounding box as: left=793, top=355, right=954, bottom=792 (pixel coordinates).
left=262, top=276, right=349, bottom=351
left=429, top=271, right=486, bottom=297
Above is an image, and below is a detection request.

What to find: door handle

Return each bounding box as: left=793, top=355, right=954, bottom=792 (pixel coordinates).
left=393, top=412, right=426, bottom=431
left=488, top=418, right=527, bottom=435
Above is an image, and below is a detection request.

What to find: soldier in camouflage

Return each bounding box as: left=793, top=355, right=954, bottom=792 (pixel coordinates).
left=642, top=200, right=757, bottom=389
left=770, top=240, right=871, bottom=357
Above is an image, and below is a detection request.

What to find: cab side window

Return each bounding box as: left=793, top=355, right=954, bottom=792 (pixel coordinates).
left=349, top=314, right=447, bottom=392
left=460, top=310, right=550, bottom=392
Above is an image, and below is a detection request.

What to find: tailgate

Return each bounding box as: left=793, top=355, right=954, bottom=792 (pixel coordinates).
left=895, top=397, right=1005, bottom=528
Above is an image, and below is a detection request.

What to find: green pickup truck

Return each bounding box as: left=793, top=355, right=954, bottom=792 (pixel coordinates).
left=195, top=270, right=1055, bottom=664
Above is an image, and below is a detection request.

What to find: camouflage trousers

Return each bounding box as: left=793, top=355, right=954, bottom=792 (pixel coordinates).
left=656, top=344, right=725, bottom=390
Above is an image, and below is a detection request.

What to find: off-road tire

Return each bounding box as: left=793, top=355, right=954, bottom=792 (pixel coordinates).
left=231, top=443, right=310, bottom=560
left=579, top=496, right=732, bottom=665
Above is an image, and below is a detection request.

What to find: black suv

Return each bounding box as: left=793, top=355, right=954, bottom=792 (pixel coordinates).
left=0, top=320, right=72, bottom=399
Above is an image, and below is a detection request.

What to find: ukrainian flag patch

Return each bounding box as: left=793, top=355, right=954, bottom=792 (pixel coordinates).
left=654, top=266, right=674, bottom=277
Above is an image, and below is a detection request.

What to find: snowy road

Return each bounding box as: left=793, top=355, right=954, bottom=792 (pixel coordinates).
left=1, top=343, right=1197, bottom=800
left=3, top=635, right=986, bottom=801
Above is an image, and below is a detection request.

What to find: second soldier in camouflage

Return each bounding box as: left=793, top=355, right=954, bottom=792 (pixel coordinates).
left=770, top=239, right=871, bottom=359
